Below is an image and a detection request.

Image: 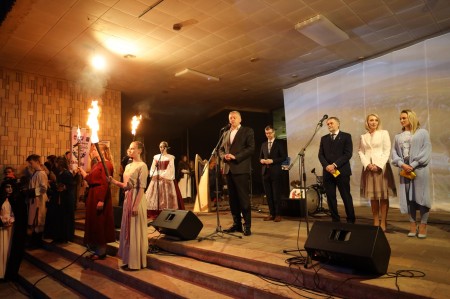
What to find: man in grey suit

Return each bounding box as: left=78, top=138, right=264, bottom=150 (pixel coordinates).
left=219, top=111, right=255, bottom=236
left=260, top=125, right=287, bottom=222
left=318, top=117, right=356, bottom=223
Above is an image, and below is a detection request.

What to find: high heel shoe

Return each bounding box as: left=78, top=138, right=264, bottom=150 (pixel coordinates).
left=418, top=223, right=427, bottom=239
left=407, top=222, right=417, bottom=237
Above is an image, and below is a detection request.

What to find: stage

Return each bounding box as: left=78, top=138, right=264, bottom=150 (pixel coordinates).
left=150, top=199, right=450, bottom=298
left=1, top=198, right=449, bottom=298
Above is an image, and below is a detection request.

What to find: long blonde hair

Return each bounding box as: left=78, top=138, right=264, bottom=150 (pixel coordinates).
left=401, top=109, right=420, bottom=134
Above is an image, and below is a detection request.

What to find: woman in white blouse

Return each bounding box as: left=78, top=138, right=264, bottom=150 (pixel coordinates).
left=358, top=114, right=396, bottom=232
left=145, top=141, right=183, bottom=220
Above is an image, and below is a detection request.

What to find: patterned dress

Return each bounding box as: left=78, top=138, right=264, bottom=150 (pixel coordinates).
left=145, top=154, right=182, bottom=219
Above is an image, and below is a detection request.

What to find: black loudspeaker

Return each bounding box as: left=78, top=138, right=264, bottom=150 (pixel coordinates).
left=304, top=222, right=391, bottom=275
left=152, top=209, right=203, bottom=240
left=113, top=206, right=123, bottom=228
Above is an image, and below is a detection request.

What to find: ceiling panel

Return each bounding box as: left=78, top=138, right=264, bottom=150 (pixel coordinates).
left=1, top=0, right=449, bottom=131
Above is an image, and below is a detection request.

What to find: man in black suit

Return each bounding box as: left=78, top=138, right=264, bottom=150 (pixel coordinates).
left=260, top=126, right=287, bottom=222
left=318, top=117, right=355, bottom=223
left=219, top=111, right=255, bottom=236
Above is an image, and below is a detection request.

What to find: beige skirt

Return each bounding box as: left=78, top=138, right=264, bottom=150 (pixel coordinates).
left=360, top=163, right=397, bottom=200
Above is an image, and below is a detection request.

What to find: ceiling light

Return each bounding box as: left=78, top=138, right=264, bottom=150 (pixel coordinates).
left=175, top=68, right=220, bottom=82
left=295, top=15, right=349, bottom=46
left=91, top=55, right=106, bottom=70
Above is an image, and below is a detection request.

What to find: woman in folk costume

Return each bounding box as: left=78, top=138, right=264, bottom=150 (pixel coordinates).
left=145, top=141, right=184, bottom=220
left=109, top=141, right=149, bottom=270
left=392, top=109, right=432, bottom=239
left=358, top=113, right=396, bottom=232
left=1, top=181, right=15, bottom=279
left=26, top=154, right=48, bottom=248
left=78, top=143, right=115, bottom=260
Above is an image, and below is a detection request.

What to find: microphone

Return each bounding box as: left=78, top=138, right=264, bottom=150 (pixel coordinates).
left=220, top=123, right=231, bottom=131
left=318, top=114, right=328, bottom=125
left=166, top=146, right=171, bottom=150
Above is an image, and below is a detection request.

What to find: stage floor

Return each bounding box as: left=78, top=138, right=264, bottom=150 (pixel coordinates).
left=174, top=197, right=450, bottom=298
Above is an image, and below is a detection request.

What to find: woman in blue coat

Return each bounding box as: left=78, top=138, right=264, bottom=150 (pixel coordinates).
left=392, top=109, right=432, bottom=238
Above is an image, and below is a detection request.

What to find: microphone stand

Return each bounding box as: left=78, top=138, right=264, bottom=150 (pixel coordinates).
left=198, top=128, right=242, bottom=241
left=282, top=119, right=325, bottom=268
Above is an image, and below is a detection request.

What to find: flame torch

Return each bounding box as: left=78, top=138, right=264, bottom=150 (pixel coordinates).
left=131, top=115, right=142, bottom=141
left=87, top=100, right=110, bottom=177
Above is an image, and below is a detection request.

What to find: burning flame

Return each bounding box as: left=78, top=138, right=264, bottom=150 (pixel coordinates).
left=87, top=100, right=100, bottom=143
left=77, top=125, right=81, bottom=141
left=131, top=115, right=142, bottom=136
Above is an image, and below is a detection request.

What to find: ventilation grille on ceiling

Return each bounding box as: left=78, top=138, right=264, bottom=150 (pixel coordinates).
left=175, top=68, right=220, bottom=82
left=295, top=15, right=349, bottom=46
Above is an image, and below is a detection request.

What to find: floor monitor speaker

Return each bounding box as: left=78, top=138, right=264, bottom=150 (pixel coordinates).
left=304, top=221, right=390, bottom=275
left=152, top=209, right=203, bottom=240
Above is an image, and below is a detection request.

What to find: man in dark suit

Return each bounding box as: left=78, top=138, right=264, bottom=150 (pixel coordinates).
left=219, top=111, right=255, bottom=236
left=318, top=117, right=356, bottom=223
left=260, top=125, right=287, bottom=222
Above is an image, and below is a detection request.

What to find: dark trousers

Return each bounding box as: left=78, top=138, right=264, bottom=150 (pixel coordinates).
left=226, top=172, right=251, bottom=228
left=263, top=173, right=281, bottom=217
left=323, top=174, right=355, bottom=223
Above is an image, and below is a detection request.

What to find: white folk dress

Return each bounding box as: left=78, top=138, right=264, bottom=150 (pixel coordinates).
left=145, top=154, right=178, bottom=214
left=1, top=198, right=14, bottom=278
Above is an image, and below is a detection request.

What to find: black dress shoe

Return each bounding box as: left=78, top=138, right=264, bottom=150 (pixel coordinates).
left=223, top=225, right=243, bottom=233
left=243, top=227, right=251, bottom=236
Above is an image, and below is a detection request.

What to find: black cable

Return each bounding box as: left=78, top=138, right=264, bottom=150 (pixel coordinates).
left=31, top=248, right=89, bottom=290
left=385, top=270, right=426, bottom=292
left=147, top=233, right=162, bottom=254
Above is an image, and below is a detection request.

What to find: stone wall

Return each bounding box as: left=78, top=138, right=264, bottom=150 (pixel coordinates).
left=0, top=67, right=121, bottom=204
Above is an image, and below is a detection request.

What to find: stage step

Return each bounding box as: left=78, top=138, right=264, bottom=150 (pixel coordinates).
left=147, top=247, right=301, bottom=299
left=26, top=241, right=233, bottom=299
left=18, top=260, right=84, bottom=298
left=70, top=225, right=326, bottom=298
left=24, top=246, right=152, bottom=299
